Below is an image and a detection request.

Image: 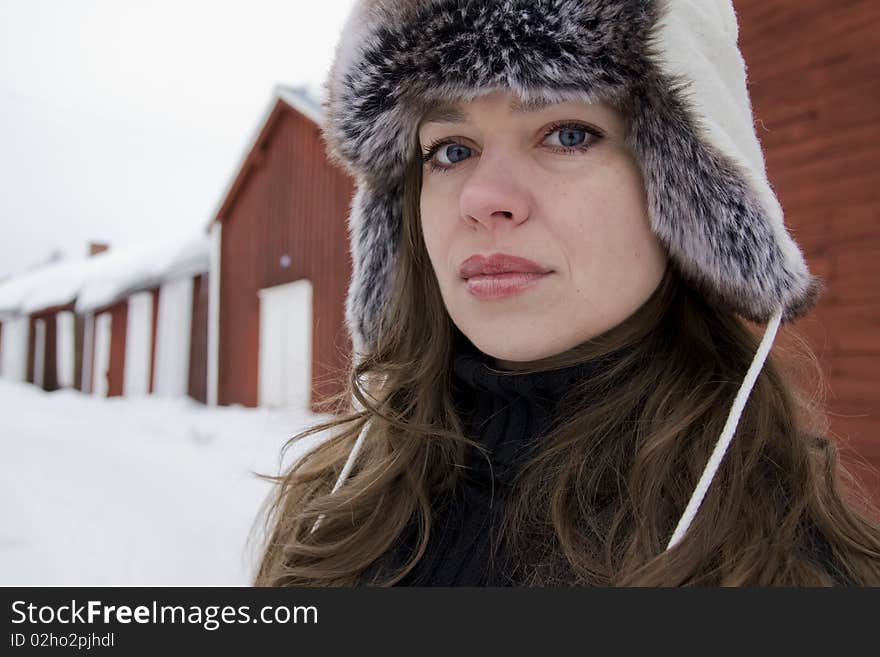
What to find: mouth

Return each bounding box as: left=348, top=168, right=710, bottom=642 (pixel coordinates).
left=464, top=271, right=552, bottom=300
left=459, top=252, right=553, bottom=280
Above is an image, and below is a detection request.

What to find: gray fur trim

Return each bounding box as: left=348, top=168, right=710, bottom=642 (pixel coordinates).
left=343, top=179, right=402, bottom=359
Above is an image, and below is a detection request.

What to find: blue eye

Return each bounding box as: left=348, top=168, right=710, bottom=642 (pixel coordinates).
left=437, top=143, right=472, bottom=166
left=421, top=121, right=602, bottom=174
left=549, top=127, right=587, bottom=148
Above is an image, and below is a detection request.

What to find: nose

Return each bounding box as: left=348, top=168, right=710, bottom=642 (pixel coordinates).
left=458, top=149, right=532, bottom=231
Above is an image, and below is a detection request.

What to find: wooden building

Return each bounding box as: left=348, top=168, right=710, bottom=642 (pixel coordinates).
left=0, top=236, right=210, bottom=404
left=0, top=256, right=94, bottom=392
left=26, top=302, right=81, bottom=392
left=736, top=0, right=880, bottom=499
left=206, top=85, right=354, bottom=412
left=76, top=235, right=210, bottom=402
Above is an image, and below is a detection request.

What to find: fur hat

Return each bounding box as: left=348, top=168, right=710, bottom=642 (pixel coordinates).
left=314, top=0, right=823, bottom=552
left=322, top=0, right=823, bottom=359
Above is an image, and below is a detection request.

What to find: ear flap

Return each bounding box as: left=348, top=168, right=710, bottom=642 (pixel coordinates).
left=344, top=181, right=403, bottom=360
left=626, top=78, right=824, bottom=324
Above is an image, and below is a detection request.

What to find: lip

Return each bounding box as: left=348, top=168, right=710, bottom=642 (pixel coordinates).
left=459, top=252, right=553, bottom=279
left=465, top=271, right=552, bottom=300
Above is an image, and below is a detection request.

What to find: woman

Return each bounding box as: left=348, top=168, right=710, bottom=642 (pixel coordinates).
left=253, top=0, right=880, bottom=586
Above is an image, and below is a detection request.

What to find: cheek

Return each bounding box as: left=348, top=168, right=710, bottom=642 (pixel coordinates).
left=419, top=195, right=444, bottom=277
left=608, top=172, right=654, bottom=254
left=593, top=196, right=659, bottom=300
left=419, top=193, right=452, bottom=272
left=555, top=167, right=654, bottom=281
left=591, top=161, right=650, bottom=241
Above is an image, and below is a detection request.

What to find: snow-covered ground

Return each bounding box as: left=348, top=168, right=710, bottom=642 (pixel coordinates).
left=0, top=380, right=333, bottom=585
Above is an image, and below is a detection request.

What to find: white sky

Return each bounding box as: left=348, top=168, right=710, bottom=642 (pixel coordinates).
left=0, top=0, right=357, bottom=280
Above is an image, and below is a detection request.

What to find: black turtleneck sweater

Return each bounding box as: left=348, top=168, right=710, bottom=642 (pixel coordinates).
left=358, top=334, right=615, bottom=587
left=356, top=336, right=852, bottom=587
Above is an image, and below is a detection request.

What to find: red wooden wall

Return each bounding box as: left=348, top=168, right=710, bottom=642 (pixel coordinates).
left=26, top=315, right=38, bottom=387
left=21, top=304, right=84, bottom=392
left=148, top=288, right=160, bottom=394
left=73, top=312, right=84, bottom=392
left=92, top=301, right=128, bottom=398
left=188, top=273, right=209, bottom=404
left=217, top=101, right=354, bottom=410
left=26, top=310, right=59, bottom=391
left=736, top=0, right=880, bottom=500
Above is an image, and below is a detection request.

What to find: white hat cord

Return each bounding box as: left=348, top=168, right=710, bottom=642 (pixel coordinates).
left=665, top=305, right=782, bottom=550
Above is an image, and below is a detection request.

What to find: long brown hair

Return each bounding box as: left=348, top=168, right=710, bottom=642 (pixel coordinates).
left=252, top=140, right=880, bottom=586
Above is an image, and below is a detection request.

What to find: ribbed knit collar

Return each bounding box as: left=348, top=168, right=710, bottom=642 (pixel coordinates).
left=451, top=332, right=615, bottom=402
left=448, top=331, right=635, bottom=484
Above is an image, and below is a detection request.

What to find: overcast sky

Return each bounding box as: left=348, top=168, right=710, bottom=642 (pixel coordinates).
left=0, top=0, right=357, bottom=280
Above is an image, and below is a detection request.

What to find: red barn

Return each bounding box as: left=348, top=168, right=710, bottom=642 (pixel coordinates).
left=25, top=302, right=80, bottom=392
left=0, top=256, right=95, bottom=392
left=736, top=0, right=880, bottom=501
left=0, top=236, right=209, bottom=403
left=77, top=235, right=210, bottom=403
left=83, top=298, right=128, bottom=398
left=206, top=85, right=354, bottom=412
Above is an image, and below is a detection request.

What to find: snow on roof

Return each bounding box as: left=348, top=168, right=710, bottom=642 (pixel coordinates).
left=276, top=84, right=324, bottom=126
left=0, top=257, right=96, bottom=317
left=0, top=231, right=209, bottom=317
left=205, top=83, right=325, bottom=233
left=75, top=230, right=209, bottom=314
left=23, top=260, right=96, bottom=315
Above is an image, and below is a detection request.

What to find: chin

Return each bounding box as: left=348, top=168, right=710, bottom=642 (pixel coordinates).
left=467, top=333, right=554, bottom=364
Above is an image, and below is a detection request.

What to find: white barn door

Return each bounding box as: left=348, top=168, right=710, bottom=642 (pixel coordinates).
left=257, top=279, right=312, bottom=409
left=153, top=277, right=193, bottom=397
left=56, top=311, right=76, bottom=388
left=0, top=316, right=29, bottom=382
left=124, top=292, right=154, bottom=396
left=92, top=312, right=112, bottom=397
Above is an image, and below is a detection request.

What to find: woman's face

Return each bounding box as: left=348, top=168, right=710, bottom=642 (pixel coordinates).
left=418, top=90, right=668, bottom=370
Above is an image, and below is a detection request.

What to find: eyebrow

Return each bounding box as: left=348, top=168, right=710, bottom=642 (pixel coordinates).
left=419, top=96, right=558, bottom=126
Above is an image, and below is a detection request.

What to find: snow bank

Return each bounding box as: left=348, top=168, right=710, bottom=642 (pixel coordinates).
left=0, top=379, right=336, bottom=585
